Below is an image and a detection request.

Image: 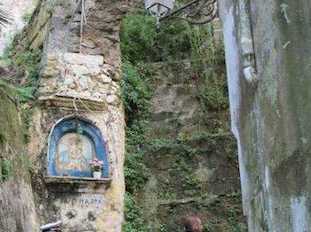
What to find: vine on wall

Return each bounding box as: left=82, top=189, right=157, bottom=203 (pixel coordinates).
left=120, top=9, right=229, bottom=231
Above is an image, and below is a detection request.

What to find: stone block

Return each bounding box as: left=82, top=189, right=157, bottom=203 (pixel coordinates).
left=98, top=74, right=112, bottom=84
left=64, top=53, right=104, bottom=67
left=106, top=94, right=119, bottom=105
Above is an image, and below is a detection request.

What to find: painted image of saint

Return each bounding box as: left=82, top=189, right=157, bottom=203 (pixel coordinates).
left=55, top=133, right=96, bottom=176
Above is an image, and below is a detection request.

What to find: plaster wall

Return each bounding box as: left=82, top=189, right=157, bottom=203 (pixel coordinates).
left=219, top=0, right=311, bottom=231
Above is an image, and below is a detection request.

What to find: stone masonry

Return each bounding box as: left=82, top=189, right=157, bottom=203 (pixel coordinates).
left=27, top=0, right=129, bottom=231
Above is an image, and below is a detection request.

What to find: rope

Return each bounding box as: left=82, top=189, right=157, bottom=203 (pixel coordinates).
left=72, top=97, right=78, bottom=113
left=79, top=0, right=86, bottom=53
left=71, top=93, right=96, bottom=114
left=77, top=96, right=95, bottom=114
left=60, top=1, right=96, bottom=115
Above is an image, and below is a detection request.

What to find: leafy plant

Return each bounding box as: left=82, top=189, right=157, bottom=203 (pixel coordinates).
left=120, top=12, right=192, bottom=63
left=22, top=12, right=32, bottom=23
left=121, top=61, right=152, bottom=126
left=187, top=24, right=227, bottom=111
left=120, top=13, right=157, bottom=63
left=120, top=9, right=231, bottom=232
left=0, top=159, right=12, bottom=181
left=121, top=59, right=152, bottom=230
left=123, top=193, right=148, bottom=232
left=0, top=152, right=32, bottom=182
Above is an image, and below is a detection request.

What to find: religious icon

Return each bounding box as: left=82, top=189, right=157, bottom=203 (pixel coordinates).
left=55, top=133, right=96, bottom=176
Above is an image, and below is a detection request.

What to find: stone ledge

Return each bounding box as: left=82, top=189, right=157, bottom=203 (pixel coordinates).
left=38, top=95, right=107, bottom=112
left=63, top=53, right=104, bottom=67
left=44, top=176, right=112, bottom=193
left=158, top=195, right=218, bottom=207
left=45, top=176, right=112, bottom=184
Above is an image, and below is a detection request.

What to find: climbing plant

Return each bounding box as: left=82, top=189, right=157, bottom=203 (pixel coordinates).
left=0, top=24, right=42, bottom=183
left=121, top=61, right=152, bottom=126
left=2, top=42, right=42, bottom=91
left=0, top=82, right=33, bottom=183
left=120, top=10, right=192, bottom=63
left=188, top=23, right=228, bottom=111
left=120, top=12, right=157, bottom=63
left=121, top=59, right=152, bottom=231
left=121, top=9, right=230, bottom=231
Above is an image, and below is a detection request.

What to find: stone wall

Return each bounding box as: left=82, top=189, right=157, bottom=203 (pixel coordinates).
left=219, top=0, right=311, bottom=231
left=133, top=60, right=246, bottom=231
left=0, top=83, right=39, bottom=232
left=26, top=0, right=128, bottom=231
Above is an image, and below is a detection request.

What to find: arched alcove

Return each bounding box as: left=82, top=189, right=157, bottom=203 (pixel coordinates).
left=47, top=116, right=109, bottom=178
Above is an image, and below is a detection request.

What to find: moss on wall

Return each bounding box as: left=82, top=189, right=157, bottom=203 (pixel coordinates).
left=0, top=80, right=38, bottom=232
left=0, top=23, right=42, bottom=181
left=0, top=81, right=31, bottom=182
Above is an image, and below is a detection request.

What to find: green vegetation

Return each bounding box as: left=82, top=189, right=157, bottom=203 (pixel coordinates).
left=0, top=153, right=32, bottom=182
left=121, top=11, right=159, bottom=230
left=203, top=193, right=247, bottom=232
left=120, top=10, right=192, bottom=63
left=121, top=61, right=152, bottom=126
left=2, top=42, right=42, bottom=99
left=120, top=13, right=157, bottom=63
left=188, top=24, right=228, bottom=111
left=120, top=8, right=239, bottom=232
left=121, top=60, right=152, bottom=231
left=0, top=82, right=33, bottom=183
left=123, top=193, right=148, bottom=232
left=0, top=42, right=41, bottom=146
left=120, top=10, right=227, bottom=113
left=0, top=26, right=42, bottom=183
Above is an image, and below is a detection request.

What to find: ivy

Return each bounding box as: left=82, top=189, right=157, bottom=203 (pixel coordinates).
left=121, top=61, right=152, bottom=126
left=1, top=35, right=42, bottom=103
left=0, top=159, right=12, bottom=182
left=187, top=24, right=228, bottom=111
left=121, top=9, right=229, bottom=231
left=121, top=11, right=192, bottom=63
left=121, top=60, right=152, bottom=230
left=123, top=193, right=148, bottom=232
left=120, top=12, right=157, bottom=63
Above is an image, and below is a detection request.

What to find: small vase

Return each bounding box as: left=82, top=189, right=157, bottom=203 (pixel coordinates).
left=93, top=171, right=102, bottom=179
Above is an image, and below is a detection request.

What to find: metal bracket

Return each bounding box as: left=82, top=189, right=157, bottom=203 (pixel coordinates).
left=238, top=0, right=258, bottom=85
left=40, top=220, right=62, bottom=231
left=160, top=0, right=218, bottom=25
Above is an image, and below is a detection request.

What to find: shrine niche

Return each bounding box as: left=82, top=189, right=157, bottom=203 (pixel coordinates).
left=47, top=117, right=109, bottom=179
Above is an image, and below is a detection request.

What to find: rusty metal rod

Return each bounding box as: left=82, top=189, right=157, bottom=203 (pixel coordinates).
left=159, top=0, right=203, bottom=21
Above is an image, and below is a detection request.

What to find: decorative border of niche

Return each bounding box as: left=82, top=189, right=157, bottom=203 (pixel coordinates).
left=45, top=116, right=111, bottom=187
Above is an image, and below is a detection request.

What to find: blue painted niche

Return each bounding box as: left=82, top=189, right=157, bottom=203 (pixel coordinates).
left=47, top=117, right=109, bottom=178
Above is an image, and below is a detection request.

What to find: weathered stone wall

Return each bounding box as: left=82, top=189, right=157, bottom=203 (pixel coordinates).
left=219, top=0, right=311, bottom=231
left=0, top=84, right=39, bottom=232
left=26, top=0, right=128, bottom=231
left=134, top=60, right=246, bottom=231
left=0, top=180, right=38, bottom=232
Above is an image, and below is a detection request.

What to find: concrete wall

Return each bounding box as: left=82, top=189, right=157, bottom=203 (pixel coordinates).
left=219, top=0, right=311, bottom=231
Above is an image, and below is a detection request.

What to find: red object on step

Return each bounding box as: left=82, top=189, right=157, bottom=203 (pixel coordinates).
left=181, top=215, right=203, bottom=232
